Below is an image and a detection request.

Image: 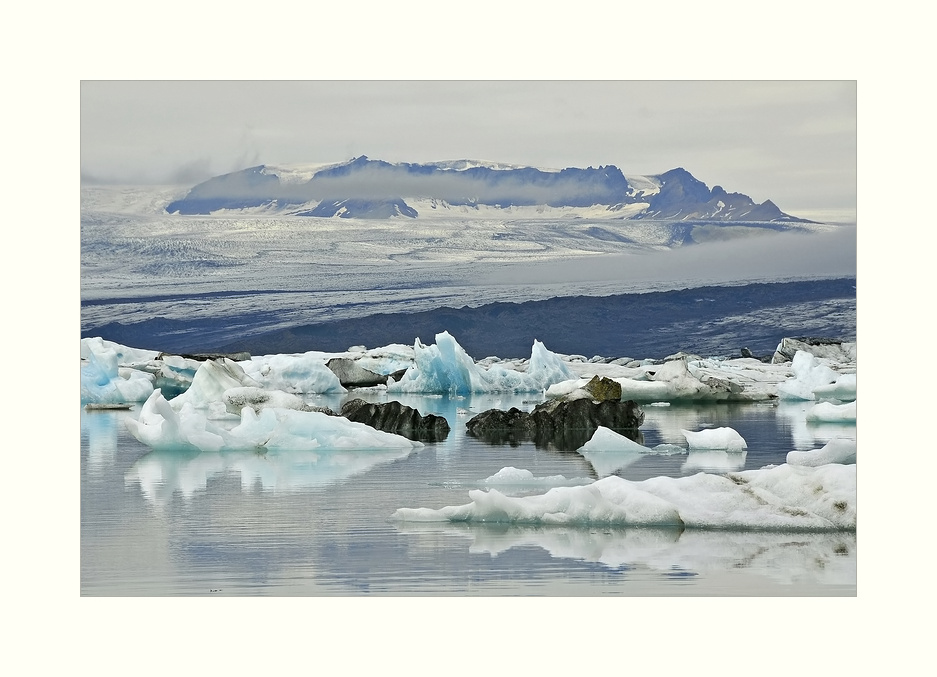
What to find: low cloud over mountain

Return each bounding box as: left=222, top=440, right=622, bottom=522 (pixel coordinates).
left=166, top=156, right=809, bottom=222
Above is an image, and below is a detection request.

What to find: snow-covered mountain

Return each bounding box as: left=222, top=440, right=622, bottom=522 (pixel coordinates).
left=165, top=156, right=808, bottom=222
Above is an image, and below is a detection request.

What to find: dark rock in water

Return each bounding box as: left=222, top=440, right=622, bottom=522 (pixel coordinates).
left=466, top=398, right=644, bottom=451
left=582, top=375, right=622, bottom=402
left=462, top=407, right=531, bottom=447
left=159, top=351, right=252, bottom=362
left=340, top=398, right=450, bottom=442
left=326, top=358, right=389, bottom=388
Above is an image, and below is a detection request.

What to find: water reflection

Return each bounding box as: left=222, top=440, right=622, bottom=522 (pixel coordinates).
left=777, top=401, right=857, bottom=450
left=83, top=396, right=856, bottom=595
left=683, top=450, right=748, bottom=473
left=394, top=522, right=857, bottom=587
left=125, top=445, right=420, bottom=508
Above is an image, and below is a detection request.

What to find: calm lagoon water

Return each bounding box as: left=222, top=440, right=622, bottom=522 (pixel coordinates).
left=80, top=391, right=857, bottom=596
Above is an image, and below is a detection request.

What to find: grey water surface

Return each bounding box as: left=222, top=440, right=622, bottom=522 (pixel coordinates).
left=80, top=392, right=856, bottom=596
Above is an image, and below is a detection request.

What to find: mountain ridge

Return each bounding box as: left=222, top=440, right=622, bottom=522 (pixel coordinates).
left=165, top=157, right=810, bottom=222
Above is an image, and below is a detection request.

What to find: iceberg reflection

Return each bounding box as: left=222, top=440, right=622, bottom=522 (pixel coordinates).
left=125, top=445, right=418, bottom=508
left=394, top=522, right=857, bottom=586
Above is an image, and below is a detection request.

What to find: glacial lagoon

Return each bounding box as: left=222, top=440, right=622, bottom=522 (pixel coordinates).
left=81, top=390, right=856, bottom=596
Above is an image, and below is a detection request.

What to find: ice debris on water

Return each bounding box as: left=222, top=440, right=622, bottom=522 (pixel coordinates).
left=387, top=331, right=572, bottom=394
left=392, top=463, right=856, bottom=531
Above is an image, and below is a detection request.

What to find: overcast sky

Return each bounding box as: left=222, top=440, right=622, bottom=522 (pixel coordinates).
left=80, top=80, right=856, bottom=216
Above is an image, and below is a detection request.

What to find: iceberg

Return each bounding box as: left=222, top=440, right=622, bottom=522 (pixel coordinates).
left=239, top=352, right=347, bottom=394
left=387, top=331, right=572, bottom=394
left=777, top=350, right=850, bottom=401
left=80, top=337, right=157, bottom=405
left=480, top=467, right=593, bottom=489
left=392, top=463, right=856, bottom=531
left=805, top=400, right=857, bottom=423
left=812, top=373, right=857, bottom=402
left=681, top=427, right=747, bottom=452
left=168, top=358, right=263, bottom=410
left=125, top=389, right=422, bottom=452
left=547, top=356, right=793, bottom=403
left=787, top=437, right=856, bottom=467
left=576, top=426, right=686, bottom=477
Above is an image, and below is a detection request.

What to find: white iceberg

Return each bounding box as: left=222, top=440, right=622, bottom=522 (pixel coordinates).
left=80, top=337, right=156, bottom=405
left=777, top=350, right=850, bottom=401
left=546, top=356, right=792, bottom=403
left=239, top=352, right=347, bottom=394
left=805, top=400, right=857, bottom=423
left=681, top=427, right=747, bottom=452
left=387, top=331, right=572, bottom=394
left=392, top=463, right=856, bottom=531
left=80, top=336, right=159, bottom=364
left=480, top=467, right=593, bottom=489
left=787, top=437, right=856, bottom=467
left=222, top=386, right=310, bottom=414
left=125, top=389, right=422, bottom=452
left=168, top=358, right=263, bottom=410
left=576, top=426, right=686, bottom=477
left=812, top=373, right=857, bottom=402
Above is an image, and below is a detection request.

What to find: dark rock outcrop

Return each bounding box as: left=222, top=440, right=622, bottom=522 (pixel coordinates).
left=582, top=375, right=622, bottom=402
left=159, top=351, right=251, bottom=362
left=466, top=398, right=644, bottom=451
left=340, top=398, right=450, bottom=442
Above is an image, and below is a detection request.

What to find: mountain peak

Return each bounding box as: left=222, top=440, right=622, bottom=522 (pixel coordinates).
left=165, top=158, right=807, bottom=223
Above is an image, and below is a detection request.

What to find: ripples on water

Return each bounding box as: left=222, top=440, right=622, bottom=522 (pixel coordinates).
left=80, top=392, right=857, bottom=596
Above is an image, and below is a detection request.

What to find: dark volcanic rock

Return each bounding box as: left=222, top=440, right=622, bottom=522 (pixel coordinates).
left=582, top=375, right=622, bottom=402
left=159, top=351, right=252, bottom=362
left=340, top=398, right=450, bottom=442
left=466, top=398, right=644, bottom=451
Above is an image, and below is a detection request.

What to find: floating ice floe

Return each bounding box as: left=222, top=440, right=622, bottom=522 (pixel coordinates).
left=575, top=426, right=686, bottom=477
left=125, top=389, right=422, bottom=452
left=681, top=427, right=747, bottom=452
left=387, top=331, right=572, bottom=394
left=239, top=352, right=347, bottom=394
left=392, top=463, right=856, bottom=531
left=787, top=437, right=856, bottom=467
left=812, top=373, right=857, bottom=402
left=80, top=337, right=157, bottom=405
left=480, top=467, right=593, bottom=489
left=168, top=358, right=263, bottom=410
left=547, top=355, right=793, bottom=403
left=777, top=350, right=855, bottom=401
left=806, top=400, right=857, bottom=423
